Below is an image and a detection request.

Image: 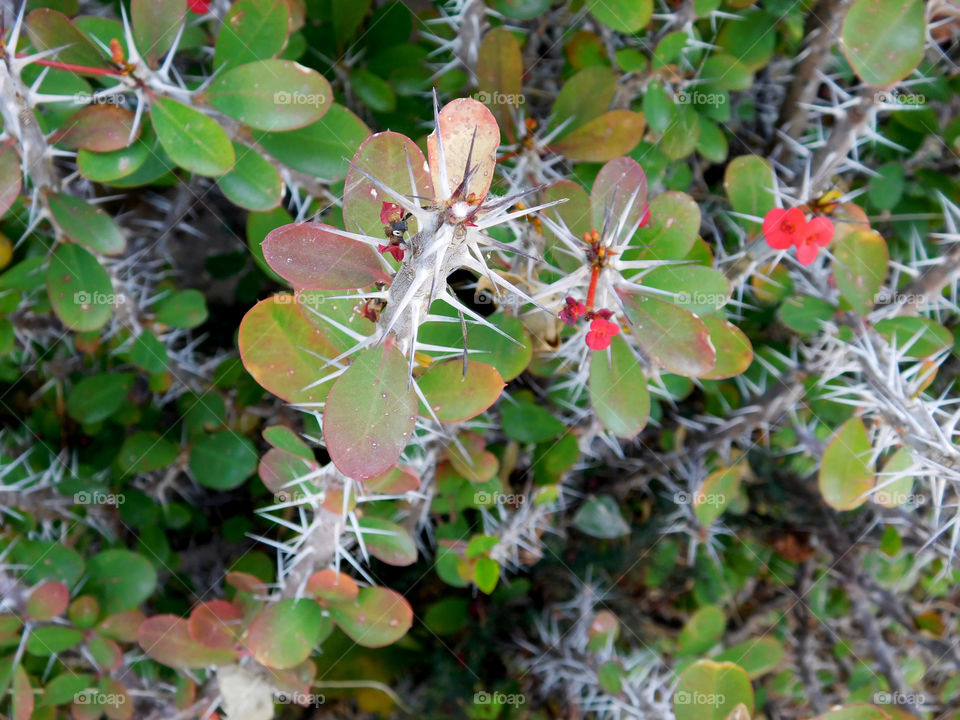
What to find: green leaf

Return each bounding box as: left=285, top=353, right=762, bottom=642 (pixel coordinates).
left=724, top=155, right=775, bottom=230
left=501, top=398, right=565, bottom=443
left=189, top=432, right=258, bottom=490
left=27, top=626, right=83, bottom=656
left=700, top=316, right=753, bottom=380
left=673, top=660, right=754, bottom=720
left=86, top=549, right=157, bottom=614
left=476, top=27, right=524, bottom=137
left=779, top=294, right=835, bottom=335
left=0, top=143, right=22, bottom=218
left=131, top=0, right=187, bottom=67
left=643, top=81, right=675, bottom=133
left=117, top=432, right=179, bottom=475
left=549, top=66, right=617, bottom=135
left=333, top=0, right=371, bottom=42
left=809, top=706, right=892, bottom=720
left=586, top=0, right=652, bottom=33
left=263, top=425, right=313, bottom=459
left=873, top=317, right=953, bottom=358
left=67, top=372, right=134, bottom=424
left=39, top=673, right=96, bottom=707
left=48, top=194, right=125, bottom=255
left=700, top=53, right=753, bottom=91
left=77, top=130, right=151, bottom=183
left=350, top=68, right=397, bottom=113
left=246, top=598, right=330, bottom=669
left=693, top=466, right=742, bottom=526
left=677, top=605, right=725, bottom=656
left=842, top=0, right=925, bottom=86
left=632, top=191, right=701, bottom=261
left=25, top=9, right=111, bottom=69
left=818, top=417, right=875, bottom=511
left=254, top=104, right=370, bottom=181
left=661, top=102, right=700, bottom=160
left=549, top=110, right=645, bottom=162
left=238, top=295, right=339, bottom=404
left=832, top=230, right=889, bottom=315
left=46, top=243, right=114, bottom=331
left=716, top=11, right=776, bottom=71
left=153, top=289, right=208, bottom=329
left=641, top=265, right=730, bottom=314
left=323, top=344, right=418, bottom=480
left=214, top=0, right=289, bottom=69
left=129, top=329, right=169, bottom=374
left=620, top=293, right=716, bottom=377
left=151, top=97, right=235, bottom=177
left=714, top=637, right=784, bottom=678
left=867, top=163, right=905, bottom=210
left=573, top=495, right=630, bottom=539
left=473, top=556, right=499, bottom=594
left=417, top=361, right=504, bottom=423
left=357, top=517, right=418, bottom=566
left=217, top=142, right=283, bottom=211
left=329, top=586, right=413, bottom=647
left=589, top=334, right=650, bottom=438
left=12, top=540, right=84, bottom=586
left=205, top=60, right=332, bottom=131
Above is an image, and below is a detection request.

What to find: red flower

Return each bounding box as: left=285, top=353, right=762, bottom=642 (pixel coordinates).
left=637, top=204, right=651, bottom=229
left=559, top=296, right=587, bottom=327
left=762, top=207, right=805, bottom=250
left=377, top=243, right=405, bottom=262
left=585, top=317, right=620, bottom=351
left=380, top=202, right=403, bottom=225
left=187, top=0, right=211, bottom=13
left=795, top=216, right=834, bottom=266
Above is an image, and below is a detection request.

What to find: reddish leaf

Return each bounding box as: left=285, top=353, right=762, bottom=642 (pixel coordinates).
left=11, top=665, right=32, bottom=720
left=323, top=344, right=418, bottom=480
left=26, top=581, right=69, bottom=621
left=97, top=610, right=146, bottom=643
left=417, top=360, right=504, bottom=422
left=343, top=131, right=433, bottom=240
left=258, top=447, right=319, bottom=497
left=619, top=292, right=715, bottom=377
left=225, top=572, right=267, bottom=594
left=548, top=110, right=644, bottom=163
left=306, top=569, right=359, bottom=605
left=0, top=142, right=22, bottom=219
left=87, top=634, right=123, bottom=671
left=427, top=98, right=500, bottom=201
left=246, top=598, right=330, bottom=669
left=476, top=27, right=523, bottom=141
left=56, top=106, right=140, bottom=152
left=328, top=586, right=413, bottom=648
left=138, top=615, right=238, bottom=669
left=262, top=222, right=390, bottom=290
left=701, top=316, right=753, bottom=380
left=357, top=516, right=418, bottom=566
left=590, top=156, right=648, bottom=236
left=238, top=295, right=340, bottom=404
left=25, top=9, right=112, bottom=69
left=364, top=465, right=421, bottom=494
left=189, top=600, right=244, bottom=650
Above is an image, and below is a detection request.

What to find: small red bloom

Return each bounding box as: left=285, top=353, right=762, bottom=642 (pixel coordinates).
left=795, top=216, right=835, bottom=266
left=377, top=243, right=405, bottom=262
left=187, top=0, right=211, bottom=13
left=637, top=204, right=651, bottom=229
left=559, top=296, right=587, bottom=327
left=585, top=317, right=620, bottom=351
left=762, top=207, right=805, bottom=250
left=380, top=202, right=403, bottom=225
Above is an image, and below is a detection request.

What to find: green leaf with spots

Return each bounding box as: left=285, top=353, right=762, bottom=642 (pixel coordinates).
left=214, top=0, right=289, bottom=69
left=246, top=598, right=330, bottom=669
left=842, top=0, right=925, bottom=87
left=151, top=97, right=235, bottom=177
left=47, top=243, right=114, bottom=332
left=48, top=194, right=125, bottom=255
left=329, top=586, right=413, bottom=648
